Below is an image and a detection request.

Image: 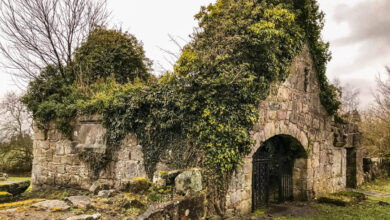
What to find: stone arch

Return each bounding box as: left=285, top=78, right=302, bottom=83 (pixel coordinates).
left=252, top=134, right=308, bottom=210
left=251, top=121, right=309, bottom=158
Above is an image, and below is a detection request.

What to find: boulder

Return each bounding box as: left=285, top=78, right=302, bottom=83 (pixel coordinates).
left=65, top=196, right=91, bottom=209
left=31, top=200, right=70, bottom=212
left=0, top=180, right=30, bottom=196
left=175, top=169, right=203, bottom=195
left=120, top=177, right=151, bottom=193
left=66, top=213, right=101, bottom=220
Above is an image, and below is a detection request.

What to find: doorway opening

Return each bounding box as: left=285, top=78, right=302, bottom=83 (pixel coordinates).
left=252, top=134, right=307, bottom=210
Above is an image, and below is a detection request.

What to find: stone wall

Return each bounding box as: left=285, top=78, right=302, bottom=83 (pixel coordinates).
left=225, top=47, right=363, bottom=215
left=32, top=116, right=147, bottom=190
left=31, top=46, right=363, bottom=216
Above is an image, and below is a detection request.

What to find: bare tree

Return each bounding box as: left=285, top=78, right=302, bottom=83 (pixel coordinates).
left=0, top=92, right=32, bottom=141
left=0, top=0, right=110, bottom=81
left=360, top=66, right=390, bottom=157
left=374, top=66, right=390, bottom=118
left=0, top=92, right=33, bottom=173
left=332, top=77, right=360, bottom=113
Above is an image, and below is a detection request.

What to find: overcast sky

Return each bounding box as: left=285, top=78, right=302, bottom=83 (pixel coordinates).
left=0, top=0, right=388, bottom=109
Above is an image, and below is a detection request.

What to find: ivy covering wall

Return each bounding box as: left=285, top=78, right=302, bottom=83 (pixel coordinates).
left=23, top=0, right=340, bottom=179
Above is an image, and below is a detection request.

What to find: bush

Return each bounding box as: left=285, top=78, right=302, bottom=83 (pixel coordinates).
left=74, top=27, right=153, bottom=85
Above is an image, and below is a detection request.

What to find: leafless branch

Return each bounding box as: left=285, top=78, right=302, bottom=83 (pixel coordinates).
left=0, top=0, right=110, bottom=81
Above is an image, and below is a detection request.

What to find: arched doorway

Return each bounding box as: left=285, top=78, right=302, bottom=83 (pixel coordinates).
left=252, top=134, right=307, bottom=210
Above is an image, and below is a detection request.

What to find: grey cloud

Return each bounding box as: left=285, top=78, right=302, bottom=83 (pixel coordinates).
left=334, top=0, right=390, bottom=45
left=330, top=0, right=390, bottom=75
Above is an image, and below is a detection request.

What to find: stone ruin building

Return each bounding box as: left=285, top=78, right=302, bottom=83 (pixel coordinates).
left=31, top=47, right=363, bottom=215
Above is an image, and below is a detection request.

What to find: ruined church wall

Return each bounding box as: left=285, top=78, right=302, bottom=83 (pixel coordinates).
left=225, top=47, right=357, bottom=215
left=31, top=116, right=147, bottom=191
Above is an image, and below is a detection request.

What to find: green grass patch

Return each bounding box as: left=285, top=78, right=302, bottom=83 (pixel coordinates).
left=360, top=178, right=390, bottom=195
left=253, top=208, right=266, bottom=216
left=282, top=196, right=390, bottom=220
left=317, top=191, right=365, bottom=206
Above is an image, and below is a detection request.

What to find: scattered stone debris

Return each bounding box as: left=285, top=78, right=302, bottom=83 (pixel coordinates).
left=65, top=196, right=91, bottom=209
left=97, top=190, right=111, bottom=198
left=0, top=173, right=8, bottom=181
left=66, top=213, right=101, bottom=220
left=0, top=208, right=17, bottom=213
left=120, top=177, right=152, bottom=193
left=31, top=200, right=70, bottom=212
left=89, top=182, right=109, bottom=194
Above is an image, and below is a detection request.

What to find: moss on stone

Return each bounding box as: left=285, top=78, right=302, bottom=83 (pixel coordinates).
left=0, top=199, right=42, bottom=209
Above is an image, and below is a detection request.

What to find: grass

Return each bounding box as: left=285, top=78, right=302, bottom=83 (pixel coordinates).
left=281, top=178, right=390, bottom=220
left=281, top=197, right=390, bottom=220
left=0, top=199, right=43, bottom=210
left=360, top=178, right=390, bottom=195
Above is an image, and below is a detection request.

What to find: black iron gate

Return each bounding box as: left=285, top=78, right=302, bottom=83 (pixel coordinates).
left=252, top=156, right=293, bottom=210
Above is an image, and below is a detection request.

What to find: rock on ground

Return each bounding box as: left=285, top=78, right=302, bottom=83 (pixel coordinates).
left=0, top=180, right=30, bottom=195
left=120, top=177, right=151, bottom=193
left=65, top=196, right=91, bottom=209
left=31, top=200, right=70, bottom=212
left=97, top=190, right=111, bottom=198
left=66, top=213, right=101, bottom=220
left=175, top=169, right=203, bottom=195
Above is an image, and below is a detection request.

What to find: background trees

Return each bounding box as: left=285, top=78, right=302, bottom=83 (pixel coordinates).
left=0, top=92, right=33, bottom=173
left=0, top=0, right=109, bottom=81
left=360, top=67, right=390, bottom=157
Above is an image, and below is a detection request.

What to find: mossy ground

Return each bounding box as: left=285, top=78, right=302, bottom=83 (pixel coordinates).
left=360, top=178, right=390, bottom=195
left=280, top=178, right=390, bottom=220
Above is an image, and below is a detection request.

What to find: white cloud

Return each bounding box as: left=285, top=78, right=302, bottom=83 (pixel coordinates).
left=0, top=0, right=383, bottom=109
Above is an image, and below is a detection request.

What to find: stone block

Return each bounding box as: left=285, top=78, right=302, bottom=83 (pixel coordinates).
left=65, top=196, right=91, bottom=209
left=175, top=169, right=203, bottom=195
left=277, top=111, right=287, bottom=120
left=33, top=127, right=46, bottom=140
left=130, top=145, right=144, bottom=161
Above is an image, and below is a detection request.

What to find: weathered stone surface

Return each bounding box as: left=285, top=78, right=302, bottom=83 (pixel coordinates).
left=97, top=190, right=111, bottom=198
left=31, top=200, right=70, bottom=211
left=66, top=213, right=101, bottom=220
left=120, top=177, right=151, bottom=193
left=135, top=194, right=206, bottom=220
left=225, top=46, right=363, bottom=215
left=65, top=196, right=91, bottom=209
left=32, top=122, right=147, bottom=191
left=0, top=180, right=30, bottom=196
left=175, top=169, right=203, bottom=195
left=152, top=170, right=181, bottom=189
left=0, top=208, right=17, bottom=213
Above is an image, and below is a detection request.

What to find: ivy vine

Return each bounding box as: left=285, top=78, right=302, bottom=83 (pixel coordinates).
left=23, top=0, right=340, bottom=180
